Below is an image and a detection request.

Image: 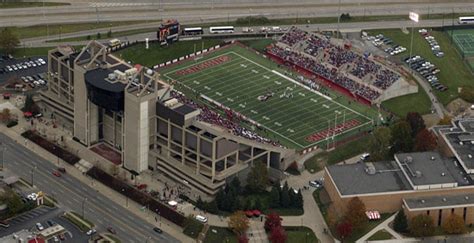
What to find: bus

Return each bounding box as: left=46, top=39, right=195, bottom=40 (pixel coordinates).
left=209, top=26, right=234, bottom=34
left=459, top=16, right=474, bottom=24
left=108, top=38, right=121, bottom=48
left=182, top=27, right=203, bottom=35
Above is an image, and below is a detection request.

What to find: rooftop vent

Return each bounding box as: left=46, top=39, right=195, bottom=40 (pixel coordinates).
left=406, top=156, right=413, bottom=163
left=365, top=163, right=376, bottom=175
left=471, top=141, right=474, bottom=145
left=454, top=160, right=458, bottom=167
left=469, top=154, right=472, bottom=159
left=450, top=128, right=454, bottom=131
left=466, top=196, right=470, bottom=200
left=421, top=199, right=425, bottom=204
left=460, top=141, right=464, bottom=145
left=108, top=73, right=116, bottom=81
left=442, top=198, right=447, bottom=202
left=441, top=172, right=446, bottom=176
left=431, top=156, right=436, bottom=160
left=415, top=171, right=422, bottom=178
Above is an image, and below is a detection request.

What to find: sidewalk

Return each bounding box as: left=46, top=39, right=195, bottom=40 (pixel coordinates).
left=0, top=101, right=193, bottom=242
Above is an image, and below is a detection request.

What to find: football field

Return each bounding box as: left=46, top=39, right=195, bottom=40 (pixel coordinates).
left=161, top=44, right=375, bottom=150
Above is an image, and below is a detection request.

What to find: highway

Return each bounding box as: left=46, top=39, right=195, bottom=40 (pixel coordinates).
left=2, top=1, right=474, bottom=27
left=21, top=17, right=464, bottom=47
left=0, top=133, right=179, bottom=243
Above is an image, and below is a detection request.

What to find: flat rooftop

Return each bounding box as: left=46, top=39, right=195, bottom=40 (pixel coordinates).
left=459, top=119, right=474, bottom=133
left=444, top=132, right=474, bottom=170
left=395, top=152, right=467, bottom=186
left=404, top=193, right=474, bottom=210
left=85, top=68, right=126, bottom=92
left=174, top=104, right=197, bottom=115
left=326, top=161, right=411, bottom=195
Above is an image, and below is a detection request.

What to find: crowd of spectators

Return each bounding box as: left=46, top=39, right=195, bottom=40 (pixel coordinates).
left=278, top=27, right=400, bottom=95
left=279, top=27, right=308, bottom=46
left=268, top=45, right=381, bottom=101
left=170, top=91, right=281, bottom=147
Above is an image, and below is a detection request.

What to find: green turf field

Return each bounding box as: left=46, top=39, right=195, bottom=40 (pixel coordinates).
left=160, top=44, right=376, bottom=150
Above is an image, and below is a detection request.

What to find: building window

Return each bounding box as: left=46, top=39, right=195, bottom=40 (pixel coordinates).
left=438, top=209, right=442, bottom=226
left=451, top=208, right=455, bottom=214
left=464, top=207, right=467, bottom=222
left=426, top=210, right=430, bottom=215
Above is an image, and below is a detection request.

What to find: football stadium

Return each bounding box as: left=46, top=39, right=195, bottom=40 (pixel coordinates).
left=160, top=43, right=379, bottom=150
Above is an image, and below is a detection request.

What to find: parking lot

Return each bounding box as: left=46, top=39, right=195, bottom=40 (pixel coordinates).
left=0, top=55, right=47, bottom=90
left=0, top=207, right=88, bottom=243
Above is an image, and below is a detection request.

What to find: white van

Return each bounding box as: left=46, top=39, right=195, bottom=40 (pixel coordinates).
left=195, top=215, right=208, bottom=223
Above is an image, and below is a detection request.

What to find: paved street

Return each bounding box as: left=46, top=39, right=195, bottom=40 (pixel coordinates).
left=2, top=1, right=474, bottom=27
left=0, top=132, right=179, bottom=243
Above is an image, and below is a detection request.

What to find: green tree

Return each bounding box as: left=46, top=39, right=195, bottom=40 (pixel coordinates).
left=246, top=162, right=268, bottom=193
left=368, top=126, right=392, bottom=161
left=97, top=32, right=101, bottom=39
left=0, top=28, right=19, bottom=54
left=215, top=189, right=225, bottom=210
left=107, top=30, right=112, bottom=38
left=390, top=120, right=414, bottom=154
left=196, top=196, right=204, bottom=210
left=230, top=177, right=242, bottom=194
left=442, top=213, right=466, bottom=234
left=269, top=186, right=280, bottom=208
left=254, top=198, right=263, bottom=211
left=345, top=197, right=367, bottom=230
left=393, top=210, right=408, bottom=233
left=294, top=189, right=303, bottom=209
left=206, top=200, right=219, bottom=214
left=409, top=214, right=434, bottom=237
left=280, top=182, right=290, bottom=208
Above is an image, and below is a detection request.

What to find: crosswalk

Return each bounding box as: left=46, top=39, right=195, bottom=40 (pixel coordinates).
left=8, top=207, right=53, bottom=226
left=89, top=2, right=154, bottom=8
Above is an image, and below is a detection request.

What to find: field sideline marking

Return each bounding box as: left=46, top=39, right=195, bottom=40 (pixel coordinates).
left=271, top=70, right=332, bottom=101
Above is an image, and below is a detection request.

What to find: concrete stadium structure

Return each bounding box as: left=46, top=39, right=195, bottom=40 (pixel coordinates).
left=38, top=41, right=294, bottom=195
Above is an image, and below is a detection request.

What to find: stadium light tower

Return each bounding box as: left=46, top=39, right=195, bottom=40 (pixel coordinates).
left=408, top=12, right=419, bottom=69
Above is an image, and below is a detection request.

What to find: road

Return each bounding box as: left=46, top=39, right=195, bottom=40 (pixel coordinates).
left=0, top=132, right=179, bottom=243
left=21, top=17, right=465, bottom=48
left=2, top=1, right=474, bottom=27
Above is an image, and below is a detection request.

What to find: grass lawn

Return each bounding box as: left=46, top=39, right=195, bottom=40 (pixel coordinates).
left=240, top=39, right=275, bottom=52
left=47, top=28, right=157, bottom=42
left=11, top=21, right=154, bottom=39
left=116, top=39, right=223, bottom=68
left=11, top=46, right=83, bottom=58
left=367, top=28, right=473, bottom=105
left=183, top=218, right=204, bottom=239
left=63, top=213, right=93, bottom=232
left=367, top=230, right=394, bottom=241
left=381, top=88, right=432, bottom=117
left=305, top=135, right=370, bottom=173
left=204, top=227, right=238, bottom=243
left=0, top=2, right=69, bottom=8
left=285, top=226, right=318, bottom=243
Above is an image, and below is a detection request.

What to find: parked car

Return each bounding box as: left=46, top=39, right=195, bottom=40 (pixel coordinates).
left=36, top=222, right=44, bottom=231
left=153, top=227, right=163, bottom=234
left=195, top=215, right=208, bottom=223
left=52, top=170, right=61, bottom=177
left=57, top=167, right=66, bottom=173
left=309, top=180, right=322, bottom=188
left=107, top=227, right=116, bottom=234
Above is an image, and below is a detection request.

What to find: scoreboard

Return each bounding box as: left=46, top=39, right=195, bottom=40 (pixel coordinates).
left=158, top=19, right=180, bottom=44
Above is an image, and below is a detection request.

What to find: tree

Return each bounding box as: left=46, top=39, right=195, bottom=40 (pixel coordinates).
left=406, top=112, right=426, bottom=138
left=246, top=162, right=268, bottom=193
left=264, top=212, right=282, bottom=231
left=390, top=120, right=414, bottom=153
left=269, top=185, right=280, bottom=208
left=107, top=30, right=112, bottom=38
left=228, top=211, right=250, bottom=236
left=345, top=197, right=367, bottom=230
left=409, top=214, right=435, bottom=237
left=438, top=115, right=452, bottom=125
left=196, top=196, right=205, bottom=210
left=294, top=189, right=303, bottom=209
left=23, top=94, right=39, bottom=114
left=368, top=126, right=392, bottom=161
left=460, top=86, right=474, bottom=103
left=215, top=189, right=225, bottom=210
left=442, top=213, right=466, bottom=234
left=280, top=182, right=290, bottom=208
left=206, top=200, right=219, bottom=214
left=230, top=177, right=242, bottom=194
left=268, top=226, right=287, bottom=243
left=393, top=210, right=408, bottom=233
left=0, top=108, right=12, bottom=124
left=414, top=128, right=437, bottom=151
left=327, top=204, right=341, bottom=230
left=254, top=198, right=263, bottom=211
left=97, top=32, right=101, bottom=39
left=0, top=28, right=19, bottom=54
left=336, top=220, right=353, bottom=240
left=238, top=234, right=249, bottom=243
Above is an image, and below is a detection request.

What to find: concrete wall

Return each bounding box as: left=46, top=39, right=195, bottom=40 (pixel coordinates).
left=378, top=78, right=418, bottom=103
left=73, top=66, right=88, bottom=145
